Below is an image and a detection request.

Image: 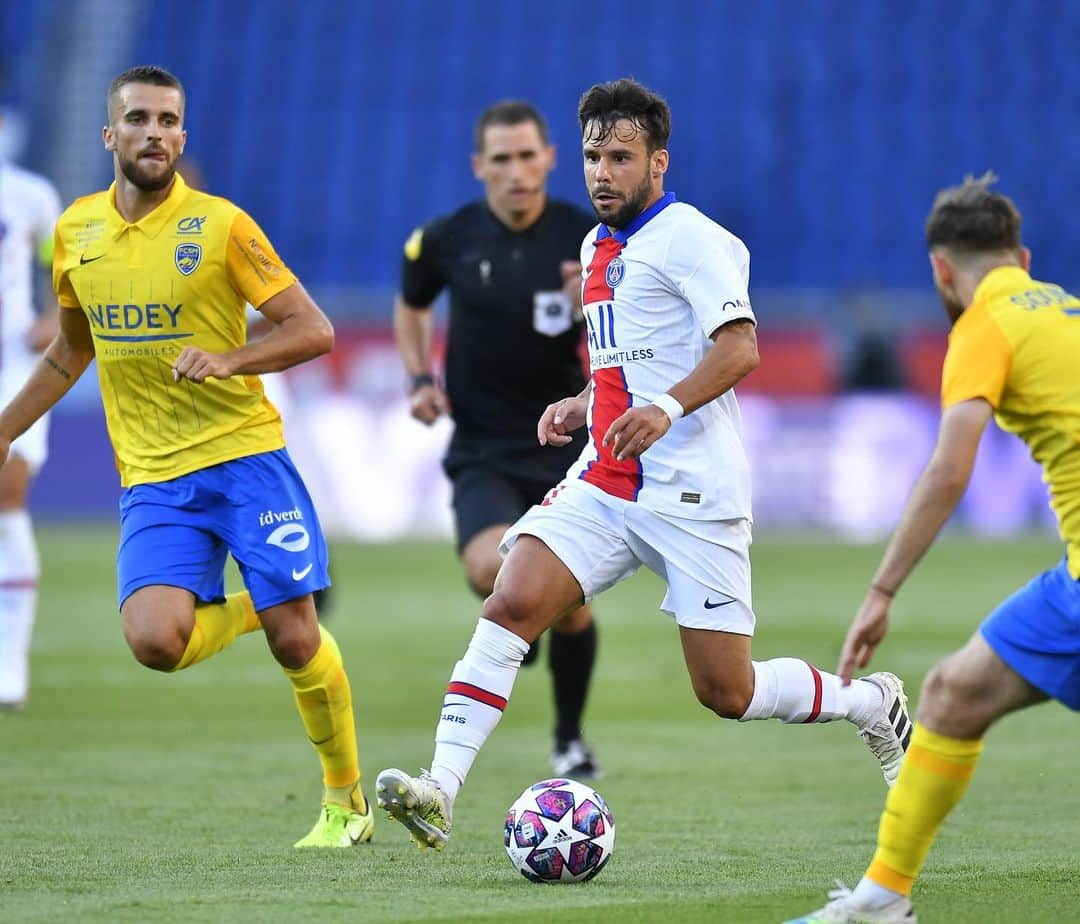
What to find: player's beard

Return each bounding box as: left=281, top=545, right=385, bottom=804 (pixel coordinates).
left=938, top=284, right=965, bottom=325
left=593, top=173, right=653, bottom=230
left=117, top=150, right=177, bottom=192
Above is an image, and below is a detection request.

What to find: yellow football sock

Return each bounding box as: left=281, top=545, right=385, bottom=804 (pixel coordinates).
left=171, top=592, right=261, bottom=672
left=866, top=722, right=984, bottom=895
left=284, top=625, right=362, bottom=801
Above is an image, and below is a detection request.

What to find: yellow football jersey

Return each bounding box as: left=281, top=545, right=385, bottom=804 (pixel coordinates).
left=53, top=174, right=297, bottom=486
left=942, top=265, right=1080, bottom=576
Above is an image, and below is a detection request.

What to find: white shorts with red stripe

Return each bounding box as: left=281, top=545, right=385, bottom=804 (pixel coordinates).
left=500, top=477, right=755, bottom=634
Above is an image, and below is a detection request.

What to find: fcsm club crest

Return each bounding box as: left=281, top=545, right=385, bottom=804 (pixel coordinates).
left=175, top=242, right=202, bottom=275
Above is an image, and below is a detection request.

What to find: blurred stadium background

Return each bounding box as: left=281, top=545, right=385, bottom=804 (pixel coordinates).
left=2, top=0, right=1073, bottom=539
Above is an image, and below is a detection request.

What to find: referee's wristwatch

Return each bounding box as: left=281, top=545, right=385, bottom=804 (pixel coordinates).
left=410, top=372, right=437, bottom=393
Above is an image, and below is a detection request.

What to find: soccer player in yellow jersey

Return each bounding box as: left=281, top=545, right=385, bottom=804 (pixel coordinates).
left=0, top=66, right=372, bottom=848
left=786, top=174, right=1080, bottom=922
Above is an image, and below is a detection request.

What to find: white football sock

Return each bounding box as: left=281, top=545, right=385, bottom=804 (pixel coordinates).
left=0, top=510, right=40, bottom=704
left=430, top=618, right=529, bottom=801
left=851, top=875, right=905, bottom=909
left=739, top=658, right=883, bottom=725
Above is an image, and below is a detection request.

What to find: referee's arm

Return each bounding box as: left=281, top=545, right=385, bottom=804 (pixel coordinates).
left=394, top=295, right=449, bottom=424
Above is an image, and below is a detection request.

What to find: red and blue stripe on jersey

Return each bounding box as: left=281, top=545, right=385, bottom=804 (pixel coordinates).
left=580, top=233, right=643, bottom=501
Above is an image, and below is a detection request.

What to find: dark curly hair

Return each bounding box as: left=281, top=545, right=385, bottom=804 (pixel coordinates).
left=578, top=78, right=671, bottom=153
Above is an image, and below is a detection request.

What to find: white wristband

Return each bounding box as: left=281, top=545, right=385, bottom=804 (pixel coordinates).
left=651, top=392, right=684, bottom=423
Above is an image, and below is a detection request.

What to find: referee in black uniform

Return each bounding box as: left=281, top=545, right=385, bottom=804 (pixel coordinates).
left=393, top=101, right=600, bottom=778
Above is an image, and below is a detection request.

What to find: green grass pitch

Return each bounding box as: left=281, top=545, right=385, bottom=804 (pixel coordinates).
left=1, top=527, right=1077, bottom=922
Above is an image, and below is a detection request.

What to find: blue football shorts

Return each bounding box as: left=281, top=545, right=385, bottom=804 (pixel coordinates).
left=117, top=448, right=330, bottom=612
left=980, top=556, right=1080, bottom=711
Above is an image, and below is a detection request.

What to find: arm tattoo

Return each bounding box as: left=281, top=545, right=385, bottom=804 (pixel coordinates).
left=44, top=356, right=71, bottom=380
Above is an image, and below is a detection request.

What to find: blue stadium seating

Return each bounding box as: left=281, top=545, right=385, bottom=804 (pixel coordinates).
left=6, top=1, right=1080, bottom=314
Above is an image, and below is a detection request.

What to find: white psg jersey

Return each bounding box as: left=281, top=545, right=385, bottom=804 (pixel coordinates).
left=566, top=193, right=756, bottom=521
left=0, top=161, right=61, bottom=366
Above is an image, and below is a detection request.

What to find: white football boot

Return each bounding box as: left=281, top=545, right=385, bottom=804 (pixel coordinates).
left=855, top=672, right=911, bottom=786
left=783, top=881, right=917, bottom=923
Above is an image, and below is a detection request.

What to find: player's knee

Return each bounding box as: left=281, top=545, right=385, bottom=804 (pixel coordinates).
left=918, top=660, right=984, bottom=726
left=123, top=619, right=187, bottom=672
left=482, top=584, right=547, bottom=630
left=691, top=674, right=751, bottom=720
left=463, top=556, right=500, bottom=599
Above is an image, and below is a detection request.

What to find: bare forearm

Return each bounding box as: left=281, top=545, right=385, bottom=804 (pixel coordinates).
left=0, top=338, right=91, bottom=440
left=227, top=314, right=334, bottom=375
left=393, top=298, right=434, bottom=376
left=872, top=466, right=966, bottom=594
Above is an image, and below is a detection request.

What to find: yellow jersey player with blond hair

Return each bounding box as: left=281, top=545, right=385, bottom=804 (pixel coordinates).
left=786, top=174, right=1080, bottom=923
left=0, top=65, right=372, bottom=847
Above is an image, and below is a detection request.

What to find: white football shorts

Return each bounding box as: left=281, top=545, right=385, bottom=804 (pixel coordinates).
left=500, top=478, right=755, bottom=634
left=0, top=354, right=50, bottom=473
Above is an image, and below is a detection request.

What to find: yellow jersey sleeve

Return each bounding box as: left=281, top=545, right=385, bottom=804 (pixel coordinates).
left=941, top=305, right=1013, bottom=409
left=52, top=225, right=80, bottom=309
left=225, top=210, right=297, bottom=308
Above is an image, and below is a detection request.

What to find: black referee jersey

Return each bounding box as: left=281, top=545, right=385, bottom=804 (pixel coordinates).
left=401, top=199, right=596, bottom=477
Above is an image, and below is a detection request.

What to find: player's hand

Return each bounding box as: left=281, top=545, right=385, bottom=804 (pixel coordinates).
left=410, top=383, right=450, bottom=425
left=603, top=405, right=671, bottom=461
left=538, top=394, right=588, bottom=446
left=837, top=588, right=892, bottom=685
left=171, top=347, right=235, bottom=384
left=561, top=261, right=584, bottom=318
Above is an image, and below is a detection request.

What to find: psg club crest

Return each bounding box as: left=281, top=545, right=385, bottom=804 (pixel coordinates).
left=605, top=256, right=625, bottom=288
left=175, top=242, right=202, bottom=276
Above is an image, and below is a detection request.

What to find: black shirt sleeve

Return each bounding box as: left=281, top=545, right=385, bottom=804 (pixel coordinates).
left=400, top=223, right=446, bottom=308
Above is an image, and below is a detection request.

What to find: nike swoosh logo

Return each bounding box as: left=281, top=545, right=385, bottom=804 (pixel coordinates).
left=704, top=597, right=737, bottom=609
left=292, top=563, right=314, bottom=581
left=79, top=253, right=105, bottom=265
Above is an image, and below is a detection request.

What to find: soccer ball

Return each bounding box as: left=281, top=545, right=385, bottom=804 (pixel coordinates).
left=503, top=778, right=615, bottom=883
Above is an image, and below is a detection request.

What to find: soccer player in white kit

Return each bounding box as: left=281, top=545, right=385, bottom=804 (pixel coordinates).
left=376, top=79, right=912, bottom=851
left=0, top=143, right=62, bottom=709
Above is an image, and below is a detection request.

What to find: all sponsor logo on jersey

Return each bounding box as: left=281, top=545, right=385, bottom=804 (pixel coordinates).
left=177, top=215, right=207, bottom=235
left=175, top=242, right=202, bottom=276
left=585, top=302, right=655, bottom=368
left=605, top=256, right=625, bottom=288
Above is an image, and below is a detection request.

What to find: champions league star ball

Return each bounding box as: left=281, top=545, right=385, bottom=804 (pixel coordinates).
left=503, top=778, right=615, bottom=883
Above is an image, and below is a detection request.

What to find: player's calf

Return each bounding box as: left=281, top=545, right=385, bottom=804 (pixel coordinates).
left=261, top=597, right=321, bottom=670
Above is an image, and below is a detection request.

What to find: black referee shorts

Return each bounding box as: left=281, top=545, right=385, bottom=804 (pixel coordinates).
left=450, top=464, right=562, bottom=554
